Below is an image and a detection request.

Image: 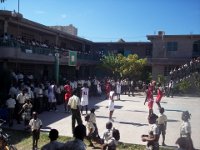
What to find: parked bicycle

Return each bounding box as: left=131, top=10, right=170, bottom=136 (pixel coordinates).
left=0, top=119, right=17, bottom=150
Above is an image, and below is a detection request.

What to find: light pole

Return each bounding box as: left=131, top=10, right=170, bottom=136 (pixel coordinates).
left=55, top=52, right=60, bottom=85
left=18, top=0, right=20, bottom=13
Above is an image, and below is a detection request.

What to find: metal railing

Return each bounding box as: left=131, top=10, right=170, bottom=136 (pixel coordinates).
left=0, top=39, right=101, bottom=61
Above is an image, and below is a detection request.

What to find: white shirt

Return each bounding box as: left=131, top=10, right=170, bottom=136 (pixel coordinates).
left=68, top=95, right=80, bottom=109
left=29, top=118, right=42, bottom=131
left=180, top=121, right=191, bottom=137
left=81, top=87, right=89, bottom=102
left=6, top=98, right=16, bottom=108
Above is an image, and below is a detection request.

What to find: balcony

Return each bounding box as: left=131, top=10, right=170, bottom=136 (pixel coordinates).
left=0, top=39, right=100, bottom=65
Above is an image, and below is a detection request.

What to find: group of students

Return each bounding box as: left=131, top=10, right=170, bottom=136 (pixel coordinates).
left=141, top=80, right=195, bottom=150
left=36, top=107, right=120, bottom=150
left=141, top=110, right=195, bottom=150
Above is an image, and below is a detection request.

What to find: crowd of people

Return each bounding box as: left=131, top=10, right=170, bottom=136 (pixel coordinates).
left=169, top=57, right=200, bottom=83
left=1, top=56, right=199, bottom=149
left=0, top=33, right=105, bottom=59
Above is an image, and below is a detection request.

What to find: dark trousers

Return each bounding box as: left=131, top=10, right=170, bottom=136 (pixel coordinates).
left=71, top=109, right=82, bottom=133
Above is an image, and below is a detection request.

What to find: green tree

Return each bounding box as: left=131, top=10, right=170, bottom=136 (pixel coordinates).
left=100, top=53, right=147, bottom=79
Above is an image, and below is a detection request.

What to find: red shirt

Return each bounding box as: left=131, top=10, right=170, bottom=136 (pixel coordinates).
left=64, top=84, right=72, bottom=93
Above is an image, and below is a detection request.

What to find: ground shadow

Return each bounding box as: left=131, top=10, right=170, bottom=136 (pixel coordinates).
left=119, top=99, right=140, bottom=102
left=119, top=121, right=148, bottom=127
left=96, top=115, right=116, bottom=119
left=125, top=109, right=148, bottom=113
left=167, top=119, right=180, bottom=123
left=165, top=109, right=184, bottom=113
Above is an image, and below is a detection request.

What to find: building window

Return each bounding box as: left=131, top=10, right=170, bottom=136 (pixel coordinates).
left=193, top=40, right=200, bottom=58
left=145, top=49, right=152, bottom=57
left=166, top=42, right=178, bottom=51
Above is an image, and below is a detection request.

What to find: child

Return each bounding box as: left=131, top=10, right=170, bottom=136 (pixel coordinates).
left=85, top=114, right=96, bottom=147
left=175, top=137, right=188, bottom=150
left=29, top=112, right=43, bottom=150
left=180, top=111, right=194, bottom=150
left=64, top=90, right=71, bottom=113
left=157, top=107, right=167, bottom=146
left=106, top=128, right=120, bottom=150
left=101, top=121, right=120, bottom=150
left=101, top=121, right=113, bottom=148
left=141, top=113, right=159, bottom=150
left=81, top=83, right=89, bottom=115
left=89, top=108, right=100, bottom=140
left=144, top=83, right=154, bottom=115
left=108, top=86, right=115, bottom=122
left=19, top=98, right=33, bottom=129
left=155, top=83, right=164, bottom=109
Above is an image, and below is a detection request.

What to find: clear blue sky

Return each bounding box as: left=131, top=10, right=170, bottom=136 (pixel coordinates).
left=1, top=0, right=200, bottom=42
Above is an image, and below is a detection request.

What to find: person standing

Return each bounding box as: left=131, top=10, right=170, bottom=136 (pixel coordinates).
left=155, top=83, right=164, bottom=109
left=68, top=90, right=83, bottom=133
left=16, top=88, right=28, bottom=124
left=64, top=80, right=72, bottom=113
left=105, top=81, right=111, bottom=99
left=168, top=79, right=174, bottom=98
left=29, top=112, right=43, bottom=150
left=48, top=81, right=57, bottom=111
left=108, top=86, right=115, bottom=122
left=157, top=107, right=167, bottom=146
left=144, top=83, right=154, bottom=115
left=180, top=111, right=194, bottom=150
left=6, top=94, right=16, bottom=127
left=80, top=83, right=89, bottom=115
left=19, top=98, right=33, bottom=129
left=116, top=80, right=121, bottom=100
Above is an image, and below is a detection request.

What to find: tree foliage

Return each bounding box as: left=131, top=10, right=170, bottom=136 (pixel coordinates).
left=100, top=53, right=147, bottom=79
left=0, top=0, right=6, bottom=3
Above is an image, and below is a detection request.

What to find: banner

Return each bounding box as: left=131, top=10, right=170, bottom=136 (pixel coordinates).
left=68, top=50, right=77, bottom=66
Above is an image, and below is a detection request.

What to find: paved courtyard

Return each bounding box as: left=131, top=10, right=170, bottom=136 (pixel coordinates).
left=12, top=93, right=200, bottom=149
left=35, top=93, right=200, bottom=149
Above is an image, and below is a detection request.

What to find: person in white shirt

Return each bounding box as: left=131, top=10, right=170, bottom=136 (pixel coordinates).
left=29, top=112, right=42, bottom=150
left=141, top=113, right=160, bottom=150
left=68, top=90, right=82, bottom=133
left=80, top=83, right=89, bottom=115
left=16, top=88, right=28, bottom=124
left=6, top=95, right=16, bottom=127
left=180, top=111, right=194, bottom=150
left=116, top=80, right=121, bottom=100
left=108, top=86, right=115, bottom=122
left=157, top=107, right=167, bottom=146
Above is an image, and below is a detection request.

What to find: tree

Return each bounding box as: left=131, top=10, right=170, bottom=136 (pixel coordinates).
left=0, top=0, right=6, bottom=3
left=100, top=53, right=147, bottom=80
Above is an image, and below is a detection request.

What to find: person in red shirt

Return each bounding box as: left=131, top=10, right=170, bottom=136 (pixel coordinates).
left=144, top=82, right=155, bottom=115
left=105, top=81, right=111, bottom=99
left=155, top=83, right=164, bottom=109
left=64, top=81, right=72, bottom=113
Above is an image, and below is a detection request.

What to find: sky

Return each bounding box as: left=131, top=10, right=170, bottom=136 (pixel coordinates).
left=1, top=0, right=200, bottom=42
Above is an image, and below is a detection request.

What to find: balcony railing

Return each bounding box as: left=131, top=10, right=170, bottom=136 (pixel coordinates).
left=0, top=39, right=101, bottom=61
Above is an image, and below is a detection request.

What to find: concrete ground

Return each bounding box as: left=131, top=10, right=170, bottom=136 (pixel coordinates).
left=12, top=93, right=200, bottom=149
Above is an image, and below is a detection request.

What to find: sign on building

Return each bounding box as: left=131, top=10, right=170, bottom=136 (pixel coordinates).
left=68, top=50, right=77, bottom=66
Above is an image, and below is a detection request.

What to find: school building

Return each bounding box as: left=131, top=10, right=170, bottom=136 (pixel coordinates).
left=0, top=10, right=200, bottom=80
